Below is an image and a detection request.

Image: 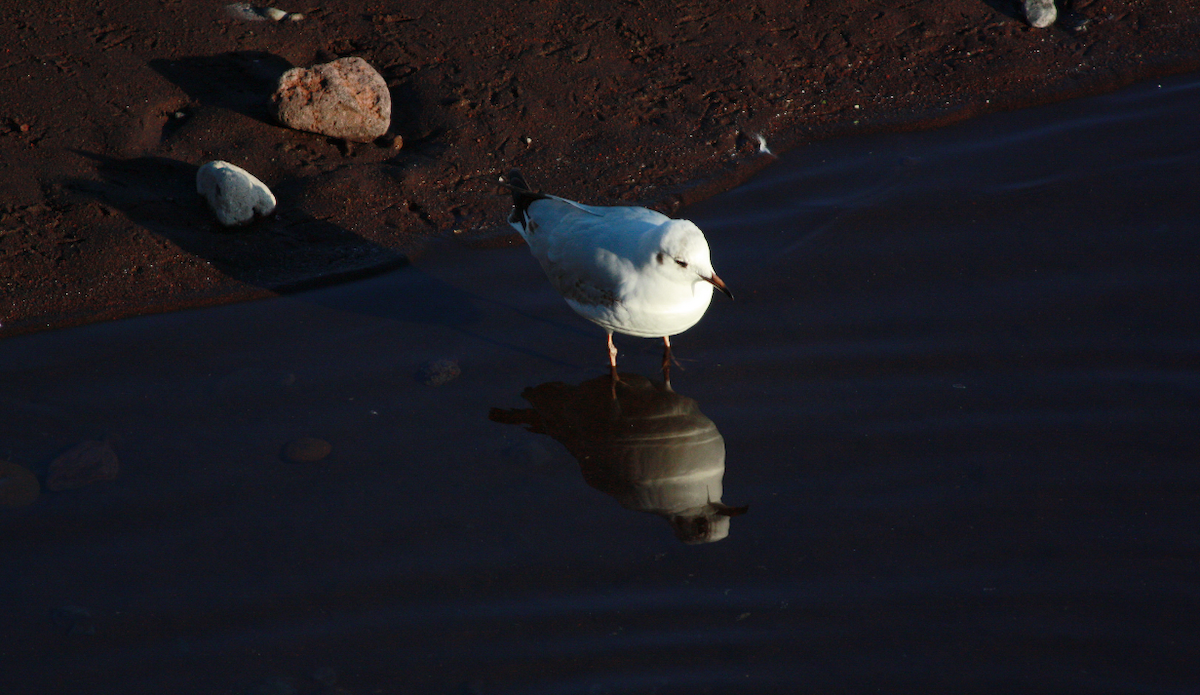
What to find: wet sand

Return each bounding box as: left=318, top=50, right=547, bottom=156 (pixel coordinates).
left=3, top=0, right=1200, bottom=335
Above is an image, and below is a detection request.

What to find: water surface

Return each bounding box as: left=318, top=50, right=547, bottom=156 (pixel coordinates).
left=3, top=74, right=1199, bottom=694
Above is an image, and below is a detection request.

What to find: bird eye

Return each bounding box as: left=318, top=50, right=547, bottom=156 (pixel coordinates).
left=656, top=253, right=665, bottom=264
left=674, top=259, right=688, bottom=268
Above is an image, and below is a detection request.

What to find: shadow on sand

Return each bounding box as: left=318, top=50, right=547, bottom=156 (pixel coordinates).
left=62, top=151, right=491, bottom=328
left=148, top=51, right=293, bottom=124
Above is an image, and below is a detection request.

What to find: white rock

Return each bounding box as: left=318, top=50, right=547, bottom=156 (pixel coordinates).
left=1024, top=0, right=1057, bottom=28
left=196, top=161, right=276, bottom=226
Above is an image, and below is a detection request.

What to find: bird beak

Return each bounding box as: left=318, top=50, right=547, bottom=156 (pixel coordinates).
left=705, top=272, right=733, bottom=300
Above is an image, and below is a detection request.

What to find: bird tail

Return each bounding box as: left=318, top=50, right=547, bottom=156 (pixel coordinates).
left=500, top=169, right=548, bottom=227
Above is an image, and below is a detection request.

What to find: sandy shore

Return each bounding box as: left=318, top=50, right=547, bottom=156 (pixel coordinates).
left=2, top=0, right=1198, bottom=336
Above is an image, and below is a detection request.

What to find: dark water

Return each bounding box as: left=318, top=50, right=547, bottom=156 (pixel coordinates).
left=3, top=74, right=1200, bottom=694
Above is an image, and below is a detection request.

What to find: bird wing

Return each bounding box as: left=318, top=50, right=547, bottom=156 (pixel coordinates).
left=521, top=197, right=670, bottom=307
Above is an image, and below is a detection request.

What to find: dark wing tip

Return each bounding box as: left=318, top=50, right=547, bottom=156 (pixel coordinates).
left=503, top=169, right=548, bottom=226
left=504, top=169, right=530, bottom=191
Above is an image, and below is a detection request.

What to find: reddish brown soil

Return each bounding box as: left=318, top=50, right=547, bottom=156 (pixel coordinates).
left=2, top=0, right=1199, bottom=336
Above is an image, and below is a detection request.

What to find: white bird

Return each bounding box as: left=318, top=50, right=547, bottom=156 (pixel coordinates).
left=502, top=169, right=732, bottom=379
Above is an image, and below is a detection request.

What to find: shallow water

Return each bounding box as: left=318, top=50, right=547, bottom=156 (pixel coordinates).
left=3, top=74, right=1200, bottom=694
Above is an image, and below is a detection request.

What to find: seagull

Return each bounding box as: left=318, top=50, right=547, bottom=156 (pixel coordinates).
left=502, top=169, right=732, bottom=380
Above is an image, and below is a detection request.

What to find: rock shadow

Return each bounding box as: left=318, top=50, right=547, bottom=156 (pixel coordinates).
left=63, top=151, right=483, bottom=326
left=979, top=0, right=1032, bottom=23
left=149, top=52, right=293, bottom=122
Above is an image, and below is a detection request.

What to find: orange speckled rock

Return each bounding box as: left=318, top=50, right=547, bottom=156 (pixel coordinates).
left=270, top=57, right=391, bottom=143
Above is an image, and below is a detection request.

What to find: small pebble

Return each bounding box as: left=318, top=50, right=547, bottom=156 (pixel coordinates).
left=282, top=437, right=331, bottom=463
left=196, top=160, right=277, bottom=226
left=46, top=440, right=119, bottom=491
left=0, top=460, right=40, bottom=508
left=754, top=133, right=773, bottom=156
left=224, top=3, right=302, bottom=22
left=1061, top=12, right=1090, bottom=32
left=421, top=358, right=461, bottom=386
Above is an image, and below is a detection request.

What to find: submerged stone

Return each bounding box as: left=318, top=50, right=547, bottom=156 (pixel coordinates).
left=421, top=358, right=461, bottom=386
left=46, top=440, right=119, bottom=491
left=282, top=437, right=331, bottom=463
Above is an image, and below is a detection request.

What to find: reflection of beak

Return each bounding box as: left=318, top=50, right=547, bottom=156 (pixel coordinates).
left=705, top=272, right=733, bottom=300
left=711, top=502, right=750, bottom=517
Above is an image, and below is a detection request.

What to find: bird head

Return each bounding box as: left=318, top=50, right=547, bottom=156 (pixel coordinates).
left=653, top=220, right=733, bottom=299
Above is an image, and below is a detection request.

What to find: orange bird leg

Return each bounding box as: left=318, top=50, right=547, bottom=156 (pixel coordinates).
left=607, top=332, right=619, bottom=381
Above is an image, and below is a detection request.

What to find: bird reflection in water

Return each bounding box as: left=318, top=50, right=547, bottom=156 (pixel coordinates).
left=490, top=373, right=747, bottom=544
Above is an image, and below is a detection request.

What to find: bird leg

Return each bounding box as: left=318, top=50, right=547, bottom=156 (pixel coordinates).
left=661, top=336, right=672, bottom=383
left=607, top=332, right=620, bottom=382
